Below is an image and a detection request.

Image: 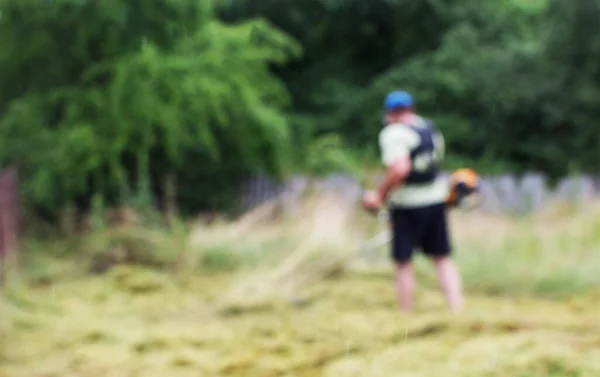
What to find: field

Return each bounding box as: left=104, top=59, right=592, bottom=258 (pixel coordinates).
left=2, top=197, right=600, bottom=377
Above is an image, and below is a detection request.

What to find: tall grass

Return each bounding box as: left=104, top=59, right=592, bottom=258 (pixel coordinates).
left=6, top=195, right=600, bottom=301
left=452, top=202, right=600, bottom=298
left=209, top=195, right=600, bottom=305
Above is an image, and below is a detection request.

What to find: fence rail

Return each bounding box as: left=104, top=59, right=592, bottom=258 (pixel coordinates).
left=240, top=172, right=600, bottom=214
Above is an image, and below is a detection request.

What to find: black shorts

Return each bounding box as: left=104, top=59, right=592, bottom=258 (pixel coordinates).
left=389, top=202, right=451, bottom=263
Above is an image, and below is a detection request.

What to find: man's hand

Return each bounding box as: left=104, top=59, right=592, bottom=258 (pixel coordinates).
left=362, top=190, right=384, bottom=213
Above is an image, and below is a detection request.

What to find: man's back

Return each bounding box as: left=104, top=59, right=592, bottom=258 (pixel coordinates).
left=378, top=114, right=448, bottom=209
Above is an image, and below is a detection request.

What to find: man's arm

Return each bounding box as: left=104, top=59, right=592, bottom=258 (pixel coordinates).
left=376, top=127, right=415, bottom=202
left=377, top=156, right=411, bottom=202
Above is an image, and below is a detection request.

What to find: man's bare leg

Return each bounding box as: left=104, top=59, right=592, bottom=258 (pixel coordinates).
left=433, top=256, right=463, bottom=313
left=395, top=261, right=415, bottom=312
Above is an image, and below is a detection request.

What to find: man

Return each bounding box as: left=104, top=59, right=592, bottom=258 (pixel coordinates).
left=362, top=90, right=463, bottom=313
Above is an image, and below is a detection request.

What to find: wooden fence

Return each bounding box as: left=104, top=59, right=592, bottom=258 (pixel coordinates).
left=0, top=167, right=19, bottom=284
left=0, top=169, right=596, bottom=276
left=240, top=172, right=600, bottom=214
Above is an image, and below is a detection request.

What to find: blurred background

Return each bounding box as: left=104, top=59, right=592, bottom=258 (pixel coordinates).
left=2, top=0, right=600, bottom=376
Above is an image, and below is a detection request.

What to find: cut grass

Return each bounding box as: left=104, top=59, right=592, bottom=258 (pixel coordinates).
left=2, top=197, right=600, bottom=376
left=2, top=272, right=600, bottom=377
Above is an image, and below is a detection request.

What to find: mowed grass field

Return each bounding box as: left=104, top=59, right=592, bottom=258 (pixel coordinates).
left=2, top=197, right=600, bottom=377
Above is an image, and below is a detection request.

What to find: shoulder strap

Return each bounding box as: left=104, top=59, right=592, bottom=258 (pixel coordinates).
left=405, top=116, right=434, bottom=133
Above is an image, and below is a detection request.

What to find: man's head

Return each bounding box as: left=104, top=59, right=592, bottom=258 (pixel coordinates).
left=383, top=90, right=414, bottom=124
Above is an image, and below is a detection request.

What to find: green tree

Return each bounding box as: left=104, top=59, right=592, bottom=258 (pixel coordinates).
left=0, top=0, right=301, bottom=216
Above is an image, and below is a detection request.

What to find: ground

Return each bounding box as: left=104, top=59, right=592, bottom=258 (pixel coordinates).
left=2, top=199, right=600, bottom=376
left=2, top=268, right=600, bottom=377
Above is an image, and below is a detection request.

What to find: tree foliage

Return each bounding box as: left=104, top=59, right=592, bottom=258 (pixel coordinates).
left=0, top=0, right=300, bottom=215
left=218, top=0, right=600, bottom=179
left=0, top=0, right=599, bottom=217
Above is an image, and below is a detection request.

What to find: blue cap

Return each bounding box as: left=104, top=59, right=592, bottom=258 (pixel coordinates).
left=384, top=90, right=414, bottom=111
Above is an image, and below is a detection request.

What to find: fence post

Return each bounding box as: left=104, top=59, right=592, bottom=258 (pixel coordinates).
left=0, top=168, right=19, bottom=286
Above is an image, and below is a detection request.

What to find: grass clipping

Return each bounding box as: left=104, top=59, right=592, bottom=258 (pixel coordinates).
left=218, top=194, right=364, bottom=312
